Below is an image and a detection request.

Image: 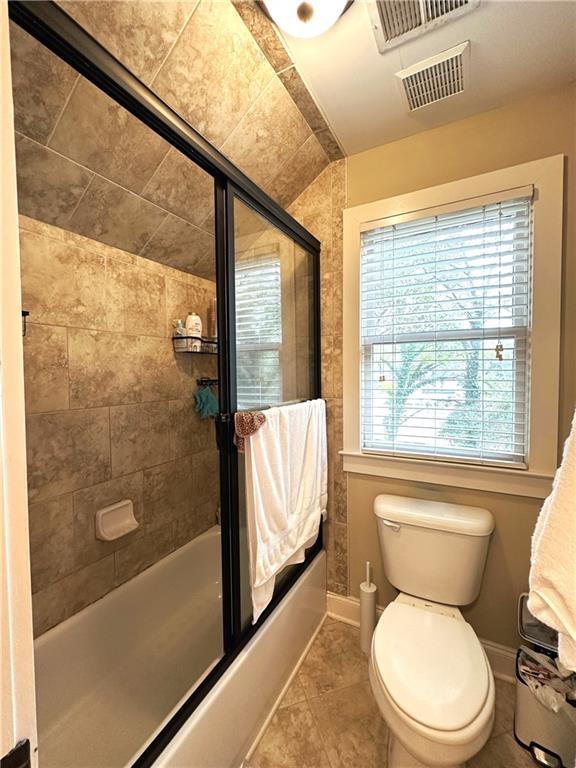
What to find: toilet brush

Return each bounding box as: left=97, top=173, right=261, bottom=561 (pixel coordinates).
left=360, top=561, right=377, bottom=656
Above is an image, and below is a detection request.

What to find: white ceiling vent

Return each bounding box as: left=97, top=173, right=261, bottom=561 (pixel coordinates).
left=368, top=0, right=479, bottom=52
left=396, top=41, right=470, bottom=111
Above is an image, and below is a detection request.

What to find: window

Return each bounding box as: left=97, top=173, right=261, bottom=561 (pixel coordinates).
left=235, top=256, right=282, bottom=410
left=360, top=196, right=531, bottom=466
left=342, top=157, right=564, bottom=498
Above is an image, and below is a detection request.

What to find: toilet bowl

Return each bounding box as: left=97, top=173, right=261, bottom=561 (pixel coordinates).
left=369, top=594, right=495, bottom=768
left=370, top=495, right=496, bottom=767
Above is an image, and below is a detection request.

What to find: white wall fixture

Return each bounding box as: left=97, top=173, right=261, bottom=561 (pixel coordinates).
left=263, top=0, right=348, bottom=39
left=95, top=499, right=139, bottom=541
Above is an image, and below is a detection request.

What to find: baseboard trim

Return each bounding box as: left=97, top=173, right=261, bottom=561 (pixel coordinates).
left=480, top=638, right=517, bottom=683
left=327, top=591, right=516, bottom=683
left=327, top=591, right=367, bottom=627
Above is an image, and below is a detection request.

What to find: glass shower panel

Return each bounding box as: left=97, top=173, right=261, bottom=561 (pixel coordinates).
left=10, top=21, right=224, bottom=766
left=232, top=197, right=318, bottom=629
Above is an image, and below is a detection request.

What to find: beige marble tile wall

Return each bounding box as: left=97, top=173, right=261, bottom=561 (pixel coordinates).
left=289, top=160, right=347, bottom=595
left=233, top=1, right=344, bottom=163
left=10, top=17, right=217, bottom=281
left=8, top=0, right=341, bottom=274
left=20, top=215, right=220, bottom=636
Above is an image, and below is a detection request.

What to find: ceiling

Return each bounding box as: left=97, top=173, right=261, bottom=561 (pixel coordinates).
left=280, top=0, right=576, bottom=155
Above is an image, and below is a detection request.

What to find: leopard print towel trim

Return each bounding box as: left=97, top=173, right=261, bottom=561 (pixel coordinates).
left=234, top=411, right=266, bottom=452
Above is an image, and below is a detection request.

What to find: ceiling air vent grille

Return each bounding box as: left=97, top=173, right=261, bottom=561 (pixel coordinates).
left=396, top=41, right=469, bottom=111
left=424, top=0, right=469, bottom=21
left=378, top=1, right=422, bottom=42
left=369, top=0, right=479, bottom=52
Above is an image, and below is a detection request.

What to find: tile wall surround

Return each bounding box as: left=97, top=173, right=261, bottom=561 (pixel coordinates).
left=20, top=215, right=219, bottom=636
left=10, top=0, right=351, bottom=622
left=233, top=1, right=345, bottom=161
left=289, top=160, right=347, bottom=596
left=9, top=0, right=343, bottom=275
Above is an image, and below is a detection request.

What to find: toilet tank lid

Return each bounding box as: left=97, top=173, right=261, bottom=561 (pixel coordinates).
left=374, top=495, right=494, bottom=536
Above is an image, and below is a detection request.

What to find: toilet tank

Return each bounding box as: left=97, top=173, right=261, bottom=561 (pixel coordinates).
left=374, top=495, right=494, bottom=606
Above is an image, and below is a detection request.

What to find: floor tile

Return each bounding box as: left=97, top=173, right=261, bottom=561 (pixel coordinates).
left=251, top=618, right=532, bottom=768
left=279, top=673, right=307, bottom=709
left=469, top=732, right=536, bottom=768
left=249, top=701, right=331, bottom=768
left=298, top=620, right=368, bottom=698
left=493, top=678, right=516, bottom=737
left=310, top=681, right=388, bottom=768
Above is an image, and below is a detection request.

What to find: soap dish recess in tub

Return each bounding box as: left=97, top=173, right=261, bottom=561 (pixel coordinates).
left=95, top=499, right=139, bottom=541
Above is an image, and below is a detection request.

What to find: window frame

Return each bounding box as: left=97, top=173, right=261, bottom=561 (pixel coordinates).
left=359, top=192, right=532, bottom=467
left=343, top=156, right=564, bottom=498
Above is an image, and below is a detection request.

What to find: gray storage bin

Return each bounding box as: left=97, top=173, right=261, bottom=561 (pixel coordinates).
left=514, top=595, right=576, bottom=767
left=515, top=649, right=576, bottom=768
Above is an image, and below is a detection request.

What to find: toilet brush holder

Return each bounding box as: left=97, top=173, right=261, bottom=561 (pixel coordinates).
left=360, top=561, right=377, bottom=655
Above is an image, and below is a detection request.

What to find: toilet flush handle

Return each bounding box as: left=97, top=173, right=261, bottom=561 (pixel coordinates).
left=381, top=519, right=401, bottom=532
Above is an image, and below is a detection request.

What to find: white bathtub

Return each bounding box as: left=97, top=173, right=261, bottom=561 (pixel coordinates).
left=34, top=526, right=223, bottom=768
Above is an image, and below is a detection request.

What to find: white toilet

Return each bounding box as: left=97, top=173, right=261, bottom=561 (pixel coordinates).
left=370, top=495, right=496, bottom=768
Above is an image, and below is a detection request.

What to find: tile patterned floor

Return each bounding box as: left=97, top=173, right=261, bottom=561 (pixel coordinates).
left=246, top=617, right=536, bottom=768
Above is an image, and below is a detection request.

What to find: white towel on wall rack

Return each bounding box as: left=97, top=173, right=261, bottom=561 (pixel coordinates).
left=244, top=398, right=327, bottom=623
left=528, top=407, right=576, bottom=671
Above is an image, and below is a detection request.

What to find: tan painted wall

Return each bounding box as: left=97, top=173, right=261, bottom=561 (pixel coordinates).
left=345, top=83, right=576, bottom=648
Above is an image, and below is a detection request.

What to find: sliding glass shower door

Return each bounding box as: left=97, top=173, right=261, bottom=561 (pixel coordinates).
left=230, top=196, right=320, bottom=630
left=8, top=3, right=322, bottom=762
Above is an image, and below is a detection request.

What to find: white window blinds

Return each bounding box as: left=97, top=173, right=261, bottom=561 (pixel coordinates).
left=360, top=194, right=532, bottom=466
left=236, top=256, right=282, bottom=410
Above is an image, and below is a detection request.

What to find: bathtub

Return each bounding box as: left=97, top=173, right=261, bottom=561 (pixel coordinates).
left=34, top=525, right=223, bottom=768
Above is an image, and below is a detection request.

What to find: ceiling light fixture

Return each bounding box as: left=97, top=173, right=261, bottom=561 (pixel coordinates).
left=262, top=0, right=350, bottom=39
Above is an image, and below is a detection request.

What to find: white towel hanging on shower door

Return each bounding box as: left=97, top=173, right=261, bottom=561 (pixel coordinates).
left=244, top=399, right=327, bottom=623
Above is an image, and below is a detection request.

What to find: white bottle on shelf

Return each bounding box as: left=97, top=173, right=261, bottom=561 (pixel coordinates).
left=185, top=312, right=202, bottom=352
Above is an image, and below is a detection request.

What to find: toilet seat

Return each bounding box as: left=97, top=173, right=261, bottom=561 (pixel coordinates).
left=372, top=600, right=490, bottom=733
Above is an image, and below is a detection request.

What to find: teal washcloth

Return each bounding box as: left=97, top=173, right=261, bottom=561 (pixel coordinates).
left=194, top=385, right=219, bottom=419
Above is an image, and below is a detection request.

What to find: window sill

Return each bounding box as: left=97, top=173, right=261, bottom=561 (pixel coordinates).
left=340, top=450, right=554, bottom=499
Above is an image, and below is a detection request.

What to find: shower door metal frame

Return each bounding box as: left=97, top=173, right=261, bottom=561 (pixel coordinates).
left=222, top=182, right=323, bottom=643
left=8, top=3, right=323, bottom=766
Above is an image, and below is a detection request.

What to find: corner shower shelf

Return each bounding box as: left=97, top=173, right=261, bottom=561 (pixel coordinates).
left=172, top=335, right=218, bottom=355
